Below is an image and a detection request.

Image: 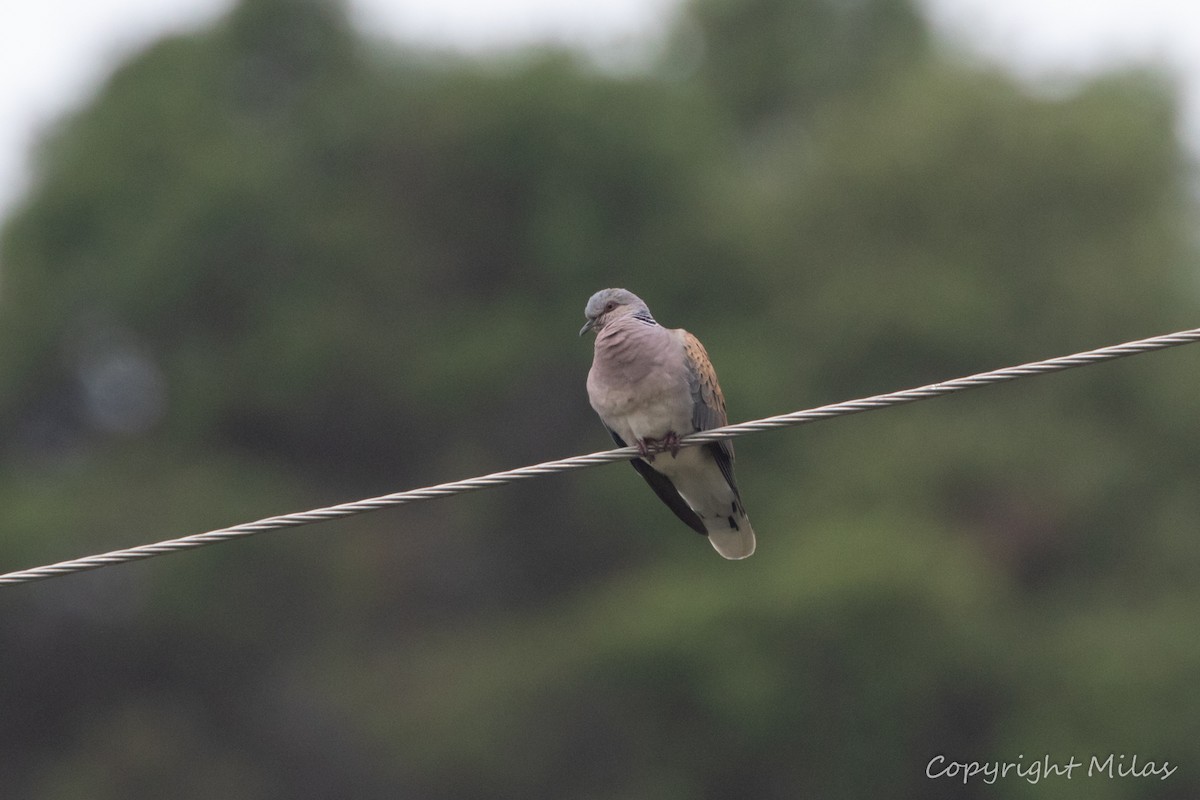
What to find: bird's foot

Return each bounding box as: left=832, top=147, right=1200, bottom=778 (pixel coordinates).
left=636, top=433, right=681, bottom=461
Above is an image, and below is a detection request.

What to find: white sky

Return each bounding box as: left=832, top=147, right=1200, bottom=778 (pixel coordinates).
left=2, top=0, right=1200, bottom=223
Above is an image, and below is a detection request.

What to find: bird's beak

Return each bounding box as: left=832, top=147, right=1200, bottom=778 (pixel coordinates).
left=579, top=319, right=595, bottom=337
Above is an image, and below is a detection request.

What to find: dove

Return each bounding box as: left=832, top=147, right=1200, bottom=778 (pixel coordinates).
left=580, top=288, right=756, bottom=559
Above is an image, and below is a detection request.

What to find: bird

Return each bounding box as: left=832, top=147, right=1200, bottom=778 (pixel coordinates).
left=580, top=288, right=756, bottom=559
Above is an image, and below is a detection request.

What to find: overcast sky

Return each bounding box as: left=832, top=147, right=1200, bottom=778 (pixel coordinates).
left=3, top=0, right=1200, bottom=222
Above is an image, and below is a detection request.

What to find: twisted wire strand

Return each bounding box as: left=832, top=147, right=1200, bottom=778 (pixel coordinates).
left=4, top=326, right=1200, bottom=587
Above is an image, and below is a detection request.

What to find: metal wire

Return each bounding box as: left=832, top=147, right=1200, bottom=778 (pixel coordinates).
left=4, top=325, right=1200, bottom=587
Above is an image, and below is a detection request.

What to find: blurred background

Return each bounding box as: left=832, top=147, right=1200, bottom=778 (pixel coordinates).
left=3, top=0, right=1200, bottom=797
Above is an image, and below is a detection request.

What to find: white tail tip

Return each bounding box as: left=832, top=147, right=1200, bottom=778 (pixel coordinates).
left=707, top=523, right=756, bottom=560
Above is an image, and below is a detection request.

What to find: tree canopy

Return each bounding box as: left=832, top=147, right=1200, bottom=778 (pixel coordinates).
left=2, top=0, right=1199, bottom=797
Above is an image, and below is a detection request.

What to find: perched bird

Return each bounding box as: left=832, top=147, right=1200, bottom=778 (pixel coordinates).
left=580, top=288, right=756, bottom=559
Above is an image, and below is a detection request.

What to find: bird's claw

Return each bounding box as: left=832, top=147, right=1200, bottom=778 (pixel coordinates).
left=636, top=432, right=682, bottom=462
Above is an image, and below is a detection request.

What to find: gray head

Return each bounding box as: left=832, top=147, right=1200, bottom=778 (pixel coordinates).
left=579, top=288, right=654, bottom=336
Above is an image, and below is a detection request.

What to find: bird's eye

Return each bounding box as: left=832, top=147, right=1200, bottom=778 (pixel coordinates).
left=604, top=301, right=617, bottom=312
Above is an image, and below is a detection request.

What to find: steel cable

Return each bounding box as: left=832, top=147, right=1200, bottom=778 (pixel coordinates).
left=4, top=326, right=1200, bottom=586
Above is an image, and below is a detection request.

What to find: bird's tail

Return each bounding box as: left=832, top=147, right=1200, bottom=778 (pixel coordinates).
left=707, top=515, right=756, bottom=560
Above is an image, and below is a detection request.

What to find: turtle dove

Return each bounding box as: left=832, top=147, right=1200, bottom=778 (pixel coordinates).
left=580, top=288, right=756, bottom=560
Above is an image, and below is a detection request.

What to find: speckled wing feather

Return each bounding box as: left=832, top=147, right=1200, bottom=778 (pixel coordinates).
left=682, top=330, right=740, bottom=496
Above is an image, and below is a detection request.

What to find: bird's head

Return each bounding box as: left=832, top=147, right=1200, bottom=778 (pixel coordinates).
left=579, top=288, right=652, bottom=336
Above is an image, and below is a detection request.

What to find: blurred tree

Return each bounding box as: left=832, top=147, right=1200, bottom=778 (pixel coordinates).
left=2, top=0, right=1199, bottom=797
left=670, top=0, right=928, bottom=127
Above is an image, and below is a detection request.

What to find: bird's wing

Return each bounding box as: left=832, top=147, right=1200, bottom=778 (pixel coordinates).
left=682, top=330, right=740, bottom=496
left=605, top=426, right=707, bottom=536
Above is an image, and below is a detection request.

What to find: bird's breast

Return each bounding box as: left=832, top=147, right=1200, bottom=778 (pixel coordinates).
left=588, top=325, right=691, bottom=440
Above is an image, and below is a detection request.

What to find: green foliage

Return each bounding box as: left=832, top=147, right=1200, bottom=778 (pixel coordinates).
left=2, top=0, right=1199, bottom=796
left=673, top=0, right=928, bottom=126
